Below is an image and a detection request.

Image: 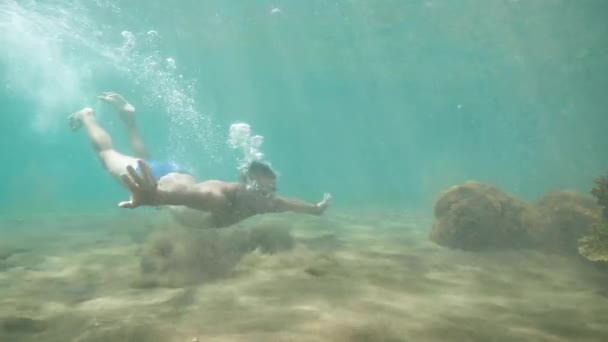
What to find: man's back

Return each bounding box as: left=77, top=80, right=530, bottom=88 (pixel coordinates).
left=158, top=174, right=269, bottom=228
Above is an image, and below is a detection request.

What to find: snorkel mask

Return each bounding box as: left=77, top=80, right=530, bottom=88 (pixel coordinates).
left=240, top=160, right=277, bottom=199
left=245, top=179, right=276, bottom=198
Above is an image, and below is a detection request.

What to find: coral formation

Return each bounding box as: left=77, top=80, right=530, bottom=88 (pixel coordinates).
left=591, top=175, right=608, bottom=218
left=578, top=174, right=608, bottom=263
left=430, top=181, right=534, bottom=251
left=243, top=220, right=296, bottom=254
left=134, top=220, right=295, bottom=288
left=431, top=181, right=601, bottom=254
left=578, top=224, right=608, bottom=262
left=532, top=190, right=601, bottom=254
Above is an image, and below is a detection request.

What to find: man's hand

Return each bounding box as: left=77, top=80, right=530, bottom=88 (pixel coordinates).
left=98, top=91, right=135, bottom=113
left=119, top=160, right=159, bottom=209
left=316, top=193, right=332, bottom=214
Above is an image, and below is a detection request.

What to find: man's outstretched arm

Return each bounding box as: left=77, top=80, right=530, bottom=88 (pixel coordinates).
left=119, top=160, right=225, bottom=212
left=271, top=193, right=332, bottom=216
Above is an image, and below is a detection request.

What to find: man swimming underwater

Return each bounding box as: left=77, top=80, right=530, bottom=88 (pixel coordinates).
left=69, top=92, right=332, bottom=228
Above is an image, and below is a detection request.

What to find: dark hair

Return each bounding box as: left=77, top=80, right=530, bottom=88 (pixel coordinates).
left=247, top=161, right=276, bottom=180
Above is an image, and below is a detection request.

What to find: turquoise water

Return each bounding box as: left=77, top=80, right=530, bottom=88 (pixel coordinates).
left=2, top=1, right=608, bottom=341
left=2, top=0, right=607, bottom=214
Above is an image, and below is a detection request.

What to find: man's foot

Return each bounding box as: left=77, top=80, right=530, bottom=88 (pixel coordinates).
left=68, top=107, right=94, bottom=131
left=98, top=92, right=136, bottom=125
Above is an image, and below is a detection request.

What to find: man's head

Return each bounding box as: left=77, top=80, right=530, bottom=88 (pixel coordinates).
left=242, top=161, right=277, bottom=196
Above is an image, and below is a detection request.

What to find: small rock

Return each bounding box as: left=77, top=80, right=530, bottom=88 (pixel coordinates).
left=305, top=267, right=326, bottom=277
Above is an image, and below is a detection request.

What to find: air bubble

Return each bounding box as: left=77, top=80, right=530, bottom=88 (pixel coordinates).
left=166, top=57, right=176, bottom=70
left=228, top=123, right=266, bottom=171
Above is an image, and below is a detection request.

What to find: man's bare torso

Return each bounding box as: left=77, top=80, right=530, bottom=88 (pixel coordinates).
left=158, top=173, right=274, bottom=228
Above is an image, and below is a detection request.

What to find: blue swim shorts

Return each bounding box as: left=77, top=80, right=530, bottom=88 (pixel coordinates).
left=135, top=160, right=189, bottom=181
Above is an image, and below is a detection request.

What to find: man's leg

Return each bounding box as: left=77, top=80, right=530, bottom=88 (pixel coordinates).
left=69, top=107, right=138, bottom=181
left=94, top=93, right=212, bottom=228
left=98, top=92, right=149, bottom=160
left=118, top=105, right=149, bottom=160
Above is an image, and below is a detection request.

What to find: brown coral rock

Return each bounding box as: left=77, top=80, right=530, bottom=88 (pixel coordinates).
left=532, top=191, right=601, bottom=254
left=430, top=181, right=534, bottom=251
left=591, top=175, right=608, bottom=218
left=430, top=182, right=601, bottom=254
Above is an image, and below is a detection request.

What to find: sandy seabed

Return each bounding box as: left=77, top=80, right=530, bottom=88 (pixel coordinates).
left=0, top=208, right=607, bottom=342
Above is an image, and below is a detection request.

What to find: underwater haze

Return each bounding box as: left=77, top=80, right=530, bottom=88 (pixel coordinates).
left=2, top=0, right=608, bottom=341
left=1, top=0, right=607, bottom=213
